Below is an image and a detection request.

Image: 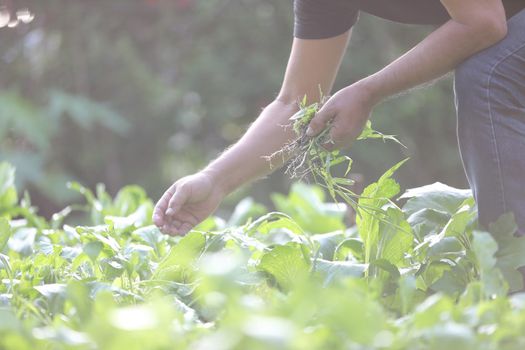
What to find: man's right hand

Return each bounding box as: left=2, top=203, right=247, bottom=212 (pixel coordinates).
left=153, top=172, right=225, bottom=236
left=152, top=32, right=352, bottom=236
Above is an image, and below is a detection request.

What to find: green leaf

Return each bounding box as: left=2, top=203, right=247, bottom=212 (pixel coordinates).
left=242, top=315, right=296, bottom=345
left=311, top=231, right=346, bottom=261
left=67, top=181, right=96, bottom=205
left=257, top=243, right=310, bottom=291
left=271, top=183, right=346, bottom=234
left=413, top=293, right=454, bottom=328
left=227, top=197, right=267, bottom=226
left=377, top=208, right=413, bottom=266
left=78, top=226, right=121, bottom=253
left=490, top=213, right=525, bottom=292
left=112, top=185, right=151, bottom=217
left=472, top=231, right=508, bottom=297
left=407, top=208, right=450, bottom=241
left=313, top=259, right=366, bottom=286
left=401, top=182, right=473, bottom=216
left=8, top=227, right=36, bottom=256
left=441, top=204, right=476, bottom=238
left=34, top=283, right=67, bottom=299
left=245, top=212, right=303, bottom=236
left=421, top=323, right=477, bottom=350
left=357, top=159, right=407, bottom=266
left=0, top=218, right=11, bottom=252
left=34, top=283, right=68, bottom=314
left=472, top=231, right=498, bottom=272
left=430, top=259, right=470, bottom=295
left=357, top=120, right=404, bottom=147
left=32, top=326, right=91, bottom=346
left=332, top=177, right=355, bottom=186
left=66, top=280, right=92, bottom=322
left=426, top=237, right=464, bottom=260
left=370, top=259, right=400, bottom=279
left=0, top=308, right=20, bottom=332
left=398, top=275, right=417, bottom=314
left=490, top=212, right=518, bottom=238
left=105, top=202, right=153, bottom=231
left=83, top=241, right=104, bottom=262
left=335, top=237, right=364, bottom=261
left=0, top=162, right=18, bottom=212
left=132, top=225, right=165, bottom=256
left=154, top=231, right=206, bottom=282
left=344, top=157, right=353, bottom=177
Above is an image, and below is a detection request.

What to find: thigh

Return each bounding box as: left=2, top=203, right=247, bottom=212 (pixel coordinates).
left=454, top=9, right=525, bottom=234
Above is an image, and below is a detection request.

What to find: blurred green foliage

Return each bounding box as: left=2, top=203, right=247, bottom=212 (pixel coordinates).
left=0, top=0, right=467, bottom=216
left=2, top=160, right=525, bottom=349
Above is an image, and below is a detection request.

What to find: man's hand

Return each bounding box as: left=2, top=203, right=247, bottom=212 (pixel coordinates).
left=306, top=83, right=377, bottom=150
left=153, top=172, right=225, bottom=236
left=151, top=33, right=353, bottom=236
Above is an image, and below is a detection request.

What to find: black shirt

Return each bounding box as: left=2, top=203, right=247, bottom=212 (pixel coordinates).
left=294, top=0, right=525, bottom=39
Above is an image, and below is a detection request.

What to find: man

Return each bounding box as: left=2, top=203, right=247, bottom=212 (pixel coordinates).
left=153, top=0, right=525, bottom=238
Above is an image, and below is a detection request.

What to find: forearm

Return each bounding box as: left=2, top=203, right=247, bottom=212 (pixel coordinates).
left=202, top=99, right=299, bottom=195
left=199, top=33, right=351, bottom=195
left=359, top=19, right=507, bottom=104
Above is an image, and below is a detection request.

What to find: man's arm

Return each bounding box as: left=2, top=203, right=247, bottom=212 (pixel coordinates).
left=203, top=32, right=351, bottom=193
left=307, top=0, right=508, bottom=148
left=153, top=31, right=351, bottom=235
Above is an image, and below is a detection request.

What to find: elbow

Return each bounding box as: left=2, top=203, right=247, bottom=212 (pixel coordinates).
left=474, top=18, right=508, bottom=48
left=486, top=18, right=508, bottom=43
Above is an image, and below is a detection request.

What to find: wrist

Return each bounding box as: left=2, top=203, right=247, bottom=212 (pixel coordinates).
left=201, top=166, right=233, bottom=197
left=354, top=76, right=386, bottom=107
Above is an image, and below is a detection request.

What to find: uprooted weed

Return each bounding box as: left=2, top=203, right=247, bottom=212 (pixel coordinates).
left=267, top=96, right=405, bottom=219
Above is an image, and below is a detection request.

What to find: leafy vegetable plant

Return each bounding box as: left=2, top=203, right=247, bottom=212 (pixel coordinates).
left=1, top=153, right=525, bottom=350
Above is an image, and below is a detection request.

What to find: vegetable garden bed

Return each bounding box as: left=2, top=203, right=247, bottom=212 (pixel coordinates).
left=2, top=160, right=525, bottom=349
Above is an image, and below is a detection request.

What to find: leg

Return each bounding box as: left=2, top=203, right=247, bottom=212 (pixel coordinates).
left=454, top=9, right=525, bottom=235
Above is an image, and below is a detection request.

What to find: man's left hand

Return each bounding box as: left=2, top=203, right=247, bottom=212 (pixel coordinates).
left=306, top=83, right=377, bottom=150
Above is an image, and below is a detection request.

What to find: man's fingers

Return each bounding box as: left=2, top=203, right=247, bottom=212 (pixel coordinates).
left=153, top=183, right=177, bottom=226
left=161, top=222, right=181, bottom=236
left=323, top=121, right=360, bottom=150
left=153, top=213, right=163, bottom=228
left=178, top=223, right=193, bottom=236
left=160, top=221, right=193, bottom=237
left=306, top=104, right=336, bottom=137
left=166, top=184, right=190, bottom=217
left=171, top=209, right=200, bottom=227
left=330, top=125, right=351, bottom=146
left=321, top=140, right=336, bottom=152
left=161, top=220, right=181, bottom=233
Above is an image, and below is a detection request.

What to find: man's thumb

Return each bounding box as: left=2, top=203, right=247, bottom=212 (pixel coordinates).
left=166, top=185, right=190, bottom=216
left=306, top=105, right=335, bottom=137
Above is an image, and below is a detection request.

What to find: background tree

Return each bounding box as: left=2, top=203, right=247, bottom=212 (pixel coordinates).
left=0, top=0, right=466, bottom=217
